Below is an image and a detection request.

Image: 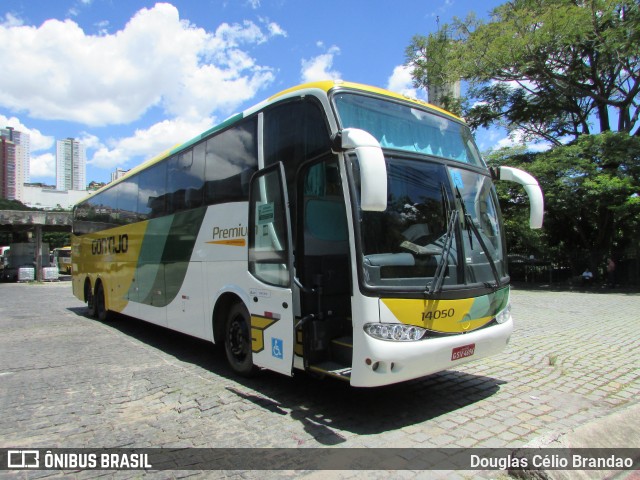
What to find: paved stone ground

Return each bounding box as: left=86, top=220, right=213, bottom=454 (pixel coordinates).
left=0, top=280, right=638, bottom=479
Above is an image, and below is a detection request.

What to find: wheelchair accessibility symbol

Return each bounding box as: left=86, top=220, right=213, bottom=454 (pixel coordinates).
left=271, top=338, right=283, bottom=359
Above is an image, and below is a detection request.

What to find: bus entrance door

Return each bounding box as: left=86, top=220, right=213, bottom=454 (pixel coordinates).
left=247, top=163, right=295, bottom=376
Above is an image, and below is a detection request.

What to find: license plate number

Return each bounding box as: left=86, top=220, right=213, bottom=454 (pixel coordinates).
left=451, top=343, right=475, bottom=361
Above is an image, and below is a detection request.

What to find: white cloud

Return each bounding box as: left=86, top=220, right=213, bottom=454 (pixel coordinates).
left=493, top=129, right=553, bottom=152
left=0, top=114, right=54, bottom=152
left=211, top=19, right=268, bottom=47
left=1, top=12, right=23, bottom=27
left=30, top=152, right=55, bottom=178
left=94, top=20, right=109, bottom=35
left=386, top=65, right=427, bottom=100
left=89, top=117, right=214, bottom=170
left=301, top=45, right=341, bottom=83
left=266, top=21, right=286, bottom=38
left=77, top=132, right=102, bottom=150
left=0, top=3, right=283, bottom=126
left=0, top=4, right=287, bottom=180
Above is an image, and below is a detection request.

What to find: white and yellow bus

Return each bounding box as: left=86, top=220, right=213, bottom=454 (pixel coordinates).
left=72, top=81, right=543, bottom=387
left=53, top=246, right=72, bottom=274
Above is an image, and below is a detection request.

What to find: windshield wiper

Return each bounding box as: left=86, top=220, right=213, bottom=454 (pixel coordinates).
left=455, top=186, right=474, bottom=249
left=427, top=209, right=458, bottom=296
left=464, top=213, right=502, bottom=290
left=454, top=186, right=502, bottom=290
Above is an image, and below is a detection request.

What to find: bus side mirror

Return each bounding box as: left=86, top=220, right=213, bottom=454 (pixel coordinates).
left=494, top=166, right=544, bottom=229
left=333, top=128, right=387, bottom=212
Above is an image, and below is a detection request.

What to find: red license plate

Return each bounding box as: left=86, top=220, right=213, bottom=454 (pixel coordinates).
left=451, top=343, right=475, bottom=361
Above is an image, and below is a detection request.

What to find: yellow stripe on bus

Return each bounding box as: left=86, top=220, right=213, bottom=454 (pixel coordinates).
left=207, top=239, right=246, bottom=247
left=381, top=295, right=500, bottom=334
left=250, top=315, right=277, bottom=353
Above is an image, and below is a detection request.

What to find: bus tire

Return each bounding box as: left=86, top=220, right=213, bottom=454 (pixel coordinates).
left=86, top=281, right=96, bottom=317
left=224, top=303, right=256, bottom=377
left=95, top=282, right=112, bottom=322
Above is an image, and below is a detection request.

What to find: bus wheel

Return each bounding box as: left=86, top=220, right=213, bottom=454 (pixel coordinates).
left=95, top=282, right=112, bottom=322
left=86, top=282, right=96, bottom=317
left=224, top=303, right=256, bottom=377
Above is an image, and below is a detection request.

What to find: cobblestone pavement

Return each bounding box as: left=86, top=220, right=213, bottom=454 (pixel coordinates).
left=0, top=281, right=638, bottom=479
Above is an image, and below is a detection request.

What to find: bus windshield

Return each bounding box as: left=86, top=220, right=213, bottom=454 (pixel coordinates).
left=353, top=156, right=507, bottom=293
left=334, top=92, right=485, bottom=167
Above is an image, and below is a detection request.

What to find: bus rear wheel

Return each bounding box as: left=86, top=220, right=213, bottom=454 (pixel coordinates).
left=95, top=282, right=112, bottom=322
left=86, top=281, right=96, bottom=317
left=224, top=303, right=256, bottom=377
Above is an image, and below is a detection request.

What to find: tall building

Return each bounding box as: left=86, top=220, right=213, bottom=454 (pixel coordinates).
left=0, top=136, right=16, bottom=200
left=111, top=167, right=129, bottom=183
left=426, top=80, right=461, bottom=110
left=56, top=138, right=86, bottom=191
left=0, top=126, right=30, bottom=201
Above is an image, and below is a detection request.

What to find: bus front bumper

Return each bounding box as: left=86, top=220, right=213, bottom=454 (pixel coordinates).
left=349, top=319, right=513, bottom=387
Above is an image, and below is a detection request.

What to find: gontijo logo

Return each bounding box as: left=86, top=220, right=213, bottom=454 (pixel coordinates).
left=208, top=224, right=247, bottom=247
left=91, top=234, right=129, bottom=255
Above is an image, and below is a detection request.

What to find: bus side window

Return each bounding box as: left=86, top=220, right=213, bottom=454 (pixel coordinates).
left=137, top=161, right=167, bottom=219
left=167, top=148, right=205, bottom=214
left=118, top=176, right=139, bottom=224
left=100, top=186, right=119, bottom=227
left=264, top=99, right=331, bottom=185
left=204, top=118, right=258, bottom=205
left=303, top=161, right=348, bottom=249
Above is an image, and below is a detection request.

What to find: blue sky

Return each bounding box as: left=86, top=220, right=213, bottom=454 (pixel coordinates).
left=1, top=0, right=507, bottom=186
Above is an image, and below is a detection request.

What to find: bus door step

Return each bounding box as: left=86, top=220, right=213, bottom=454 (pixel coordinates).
left=330, top=336, right=353, bottom=366
left=308, top=362, right=352, bottom=381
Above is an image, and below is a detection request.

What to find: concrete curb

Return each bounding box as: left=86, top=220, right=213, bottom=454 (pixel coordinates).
left=510, top=401, right=640, bottom=479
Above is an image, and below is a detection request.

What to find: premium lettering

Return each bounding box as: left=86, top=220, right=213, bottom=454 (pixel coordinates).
left=213, top=224, right=247, bottom=240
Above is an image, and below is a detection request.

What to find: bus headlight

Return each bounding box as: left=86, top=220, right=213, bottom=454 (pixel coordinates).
left=495, top=303, right=512, bottom=324
left=364, top=323, right=427, bottom=341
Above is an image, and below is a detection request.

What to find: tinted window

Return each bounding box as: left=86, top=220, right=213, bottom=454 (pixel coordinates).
left=99, top=187, right=119, bottom=225
left=335, top=93, right=485, bottom=167
left=137, top=161, right=167, bottom=219
left=167, top=147, right=205, bottom=214
left=73, top=198, right=101, bottom=235
left=248, top=164, right=291, bottom=287
left=73, top=187, right=119, bottom=234
left=204, top=118, right=257, bottom=204
left=117, top=176, right=139, bottom=223
left=264, top=99, right=331, bottom=183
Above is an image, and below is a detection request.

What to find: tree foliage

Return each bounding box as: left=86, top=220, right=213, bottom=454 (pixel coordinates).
left=43, top=232, right=71, bottom=249
left=0, top=198, right=37, bottom=211
left=487, top=132, right=640, bottom=274
left=407, top=0, right=640, bottom=142
left=407, top=0, right=640, bottom=281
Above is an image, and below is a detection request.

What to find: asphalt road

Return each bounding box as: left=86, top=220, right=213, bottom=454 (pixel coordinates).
left=0, top=280, right=638, bottom=478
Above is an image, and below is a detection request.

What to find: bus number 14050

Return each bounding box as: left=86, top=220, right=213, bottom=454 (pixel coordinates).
left=422, top=308, right=455, bottom=321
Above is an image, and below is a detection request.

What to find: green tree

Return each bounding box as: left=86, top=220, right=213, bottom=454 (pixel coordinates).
left=487, top=132, right=640, bottom=275
left=407, top=0, right=640, bottom=141
left=408, top=0, right=640, bottom=282
left=44, top=232, right=71, bottom=249
left=0, top=199, right=37, bottom=211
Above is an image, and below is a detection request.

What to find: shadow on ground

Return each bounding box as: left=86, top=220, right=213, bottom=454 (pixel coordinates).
left=68, top=306, right=505, bottom=445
